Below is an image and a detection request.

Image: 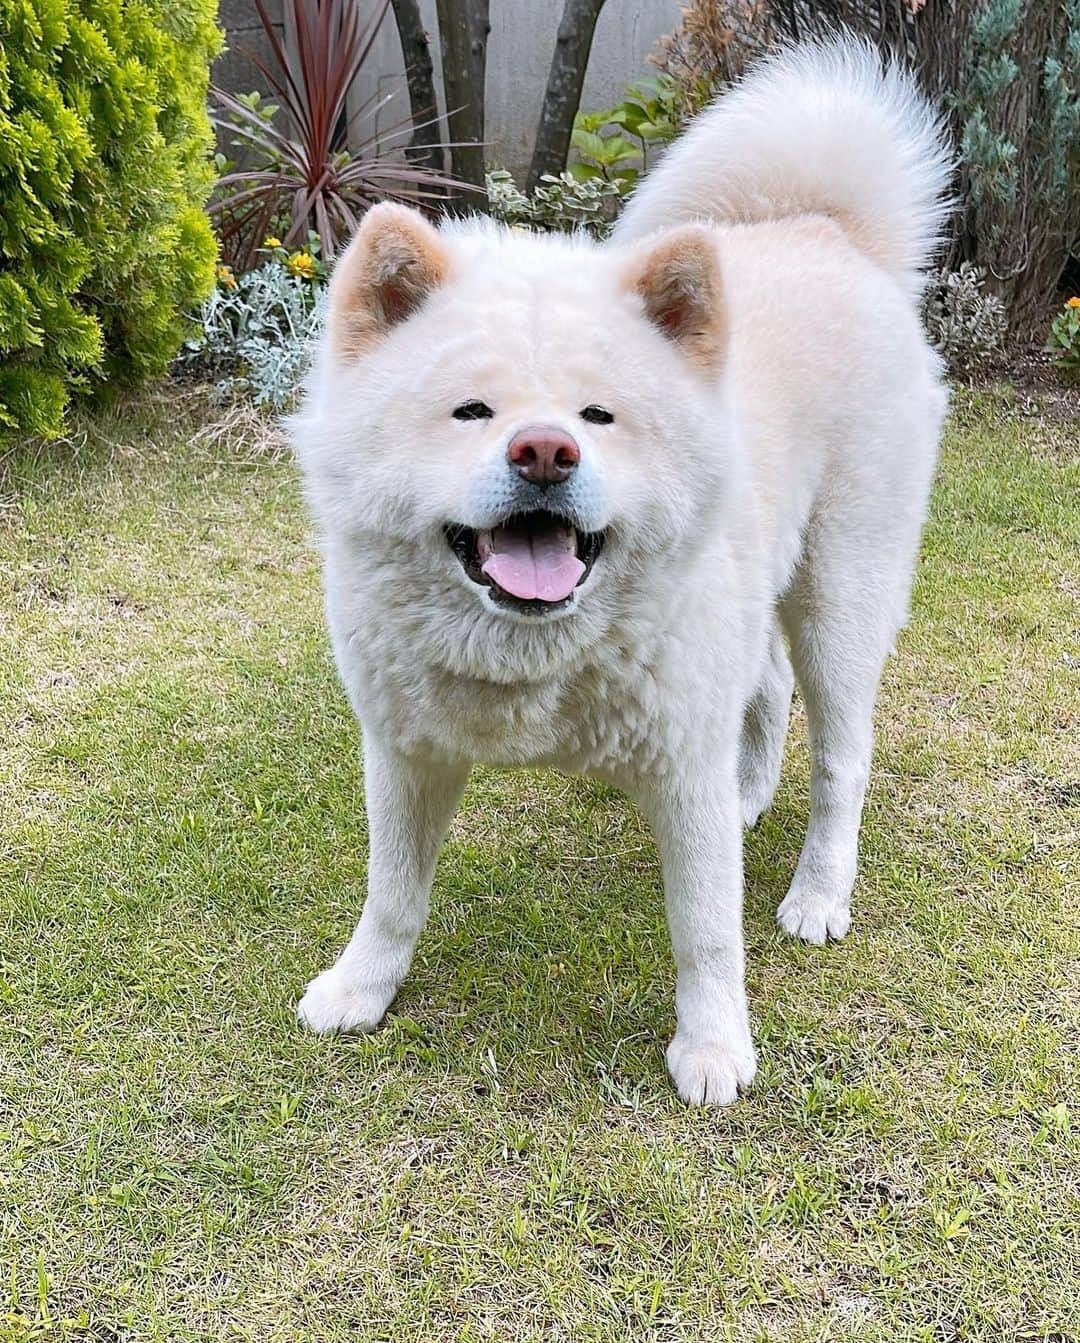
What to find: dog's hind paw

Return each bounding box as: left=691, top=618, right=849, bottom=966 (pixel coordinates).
left=666, top=1029, right=757, bottom=1106
left=739, top=751, right=780, bottom=829
left=297, top=968, right=394, bottom=1034
left=776, top=885, right=851, bottom=945
left=740, top=780, right=775, bottom=830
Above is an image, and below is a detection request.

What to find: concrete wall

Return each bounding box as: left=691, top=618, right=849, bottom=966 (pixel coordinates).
left=215, top=0, right=682, bottom=180
left=215, top=0, right=287, bottom=113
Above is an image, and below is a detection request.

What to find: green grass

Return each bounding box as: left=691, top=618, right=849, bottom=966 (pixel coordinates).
left=0, top=386, right=1077, bottom=1342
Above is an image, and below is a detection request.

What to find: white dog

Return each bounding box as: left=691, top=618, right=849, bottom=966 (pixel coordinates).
left=291, top=39, right=952, bottom=1104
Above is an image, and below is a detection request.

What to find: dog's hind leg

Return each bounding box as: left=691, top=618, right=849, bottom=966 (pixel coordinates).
left=739, top=624, right=794, bottom=828
left=298, top=740, right=469, bottom=1033
left=776, top=499, right=924, bottom=945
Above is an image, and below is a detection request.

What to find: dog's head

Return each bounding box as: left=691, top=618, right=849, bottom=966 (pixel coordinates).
left=294, top=203, right=733, bottom=681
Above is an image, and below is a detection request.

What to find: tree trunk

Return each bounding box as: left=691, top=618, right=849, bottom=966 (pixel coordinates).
left=527, top=0, right=608, bottom=192
left=390, top=0, right=444, bottom=171
left=434, top=0, right=490, bottom=209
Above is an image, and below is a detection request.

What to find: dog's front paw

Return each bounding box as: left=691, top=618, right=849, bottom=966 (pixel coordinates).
left=776, top=881, right=851, bottom=945
left=666, top=1027, right=757, bottom=1106
left=297, top=967, right=394, bottom=1034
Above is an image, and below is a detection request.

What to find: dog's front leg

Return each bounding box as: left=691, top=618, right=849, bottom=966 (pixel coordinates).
left=298, top=739, right=469, bottom=1034
left=640, top=752, right=756, bottom=1105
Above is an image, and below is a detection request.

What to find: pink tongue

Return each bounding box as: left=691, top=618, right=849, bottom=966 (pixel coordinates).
left=481, top=526, right=585, bottom=602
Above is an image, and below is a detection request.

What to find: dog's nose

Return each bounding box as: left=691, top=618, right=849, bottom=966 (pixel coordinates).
left=507, top=426, right=580, bottom=487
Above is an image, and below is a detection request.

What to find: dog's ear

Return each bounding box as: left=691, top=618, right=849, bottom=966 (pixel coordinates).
left=623, top=226, right=725, bottom=372
left=328, top=203, right=450, bottom=358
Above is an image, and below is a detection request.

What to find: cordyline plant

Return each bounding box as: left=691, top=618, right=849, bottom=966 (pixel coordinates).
left=211, top=0, right=472, bottom=267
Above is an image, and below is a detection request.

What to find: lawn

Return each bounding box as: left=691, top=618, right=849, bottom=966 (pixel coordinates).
left=0, top=387, right=1077, bottom=1343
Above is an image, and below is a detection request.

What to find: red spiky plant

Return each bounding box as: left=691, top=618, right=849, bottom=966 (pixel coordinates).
left=211, top=0, right=472, bottom=268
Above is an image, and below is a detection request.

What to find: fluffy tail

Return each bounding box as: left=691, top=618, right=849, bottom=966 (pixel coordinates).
left=613, top=37, right=953, bottom=295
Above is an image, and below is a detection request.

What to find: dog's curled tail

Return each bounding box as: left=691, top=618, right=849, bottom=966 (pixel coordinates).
left=613, top=37, right=953, bottom=295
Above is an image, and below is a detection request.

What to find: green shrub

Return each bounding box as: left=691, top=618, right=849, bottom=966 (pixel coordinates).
left=0, top=0, right=221, bottom=439
left=950, top=0, right=1080, bottom=334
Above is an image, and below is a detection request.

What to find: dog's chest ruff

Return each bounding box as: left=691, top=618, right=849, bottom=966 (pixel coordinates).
left=340, top=613, right=678, bottom=776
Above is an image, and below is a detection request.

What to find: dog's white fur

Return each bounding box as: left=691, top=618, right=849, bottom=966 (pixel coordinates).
left=291, top=38, right=952, bottom=1104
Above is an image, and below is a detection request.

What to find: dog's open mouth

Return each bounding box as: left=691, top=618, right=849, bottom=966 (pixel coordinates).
left=445, top=511, right=605, bottom=613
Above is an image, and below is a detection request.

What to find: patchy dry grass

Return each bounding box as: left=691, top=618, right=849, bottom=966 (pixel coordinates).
left=0, top=386, right=1077, bottom=1342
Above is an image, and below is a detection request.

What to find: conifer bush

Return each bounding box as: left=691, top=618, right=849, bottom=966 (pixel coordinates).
left=0, top=0, right=221, bottom=438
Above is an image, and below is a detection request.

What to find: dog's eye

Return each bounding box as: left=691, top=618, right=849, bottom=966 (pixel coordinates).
left=452, top=400, right=495, bottom=421
left=580, top=405, right=614, bottom=425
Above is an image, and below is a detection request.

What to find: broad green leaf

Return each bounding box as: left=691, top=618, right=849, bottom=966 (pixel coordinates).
left=568, top=161, right=603, bottom=182
left=595, top=136, right=640, bottom=166
left=571, top=128, right=608, bottom=161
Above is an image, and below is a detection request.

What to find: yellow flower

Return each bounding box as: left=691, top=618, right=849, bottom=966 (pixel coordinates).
left=216, top=264, right=237, bottom=289
left=1067, top=296, right=1080, bottom=309
left=286, top=251, right=317, bottom=280
left=263, top=235, right=283, bottom=250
